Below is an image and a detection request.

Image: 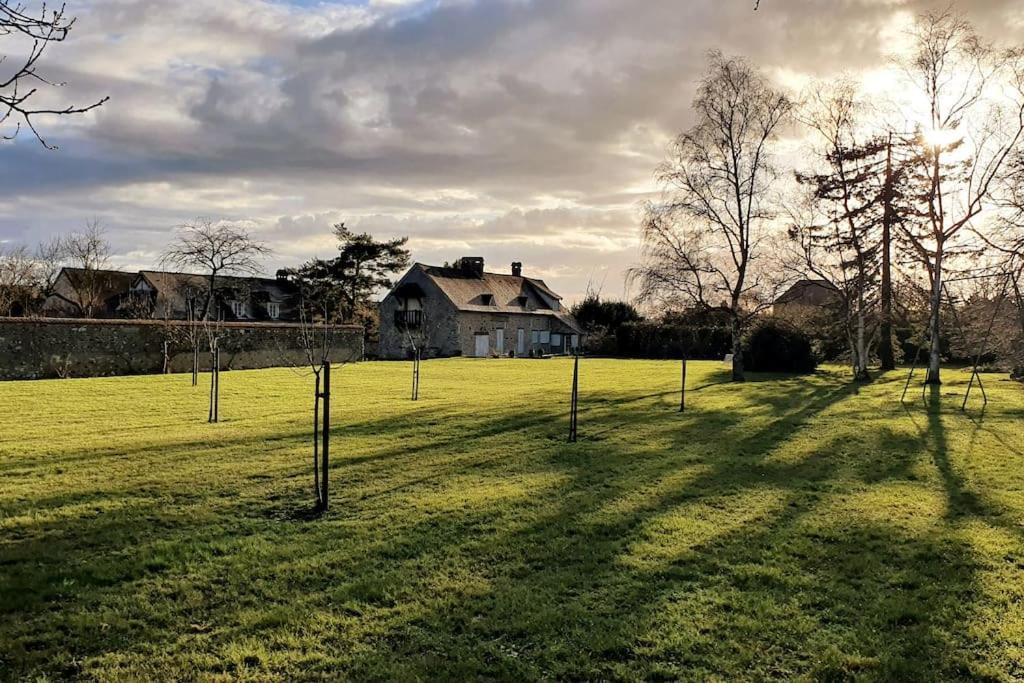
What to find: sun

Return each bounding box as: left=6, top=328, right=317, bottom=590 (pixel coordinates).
left=922, top=127, right=963, bottom=149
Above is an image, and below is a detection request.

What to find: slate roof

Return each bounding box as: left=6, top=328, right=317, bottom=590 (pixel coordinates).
left=413, top=263, right=583, bottom=333
left=135, top=270, right=297, bottom=314
left=60, top=267, right=137, bottom=299
left=774, top=279, right=841, bottom=306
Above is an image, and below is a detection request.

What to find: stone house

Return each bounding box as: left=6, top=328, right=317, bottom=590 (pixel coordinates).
left=378, top=257, right=583, bottom=359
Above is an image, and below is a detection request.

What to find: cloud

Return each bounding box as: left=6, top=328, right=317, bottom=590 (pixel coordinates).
left=2, top=0, right=1023, bottom=303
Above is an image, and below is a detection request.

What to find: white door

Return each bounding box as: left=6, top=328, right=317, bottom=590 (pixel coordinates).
left=516, top=328, right=526, bottom=355
left=474, top=333, right=489, bottom=357
left=496, top=328, right=505, bottom=355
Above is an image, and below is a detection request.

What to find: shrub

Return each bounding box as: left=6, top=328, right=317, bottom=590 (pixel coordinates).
left=742, top=320, right=816, bottom=374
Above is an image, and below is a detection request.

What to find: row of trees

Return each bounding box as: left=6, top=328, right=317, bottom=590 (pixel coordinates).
left=0, top=218, right=411, bottom=324
left=632, top=9, right=1024, bottom=384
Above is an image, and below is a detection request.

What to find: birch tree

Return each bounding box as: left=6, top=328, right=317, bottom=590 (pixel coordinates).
left=631, top=51, right=792, bottom=381
left=896, top=10, right=1024, bottom=384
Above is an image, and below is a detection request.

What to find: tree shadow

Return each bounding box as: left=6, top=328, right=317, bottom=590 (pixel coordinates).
left=0, top=367, right=1017, bottom=679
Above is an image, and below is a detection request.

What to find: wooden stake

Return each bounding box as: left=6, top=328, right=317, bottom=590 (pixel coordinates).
left=321, top=361, right=330, bottom=511
left=313, top=372, right=321, bottom=508
left=680, top=358, right=687, bottom=412
left=569, top=353, right=579, bottom=442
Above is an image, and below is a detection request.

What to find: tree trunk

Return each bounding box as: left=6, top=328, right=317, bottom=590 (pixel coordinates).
left=854, top=307, right=870, bottom=381
left=925, top=248, right=943, bottom=384
left=878, top=132, right=896, bottom=371
left=321, top=362, right=330, bottom=511
left=730, top=317, right=745, bottom=382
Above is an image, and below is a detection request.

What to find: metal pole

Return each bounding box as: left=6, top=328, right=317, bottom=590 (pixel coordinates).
left=321, top=361, right=330, bottom=511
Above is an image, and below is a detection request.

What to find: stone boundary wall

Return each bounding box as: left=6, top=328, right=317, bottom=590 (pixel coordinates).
left=0, top=317, right=364, bottom=381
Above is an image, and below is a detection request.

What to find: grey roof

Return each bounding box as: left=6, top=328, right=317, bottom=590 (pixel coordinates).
left=60, top=267, right=137, bottom=298
left=412, top=263, right=583, bottom=333
left=775, top=279, right=841, bottom=306
left=136, top=270, right=296, bottom=311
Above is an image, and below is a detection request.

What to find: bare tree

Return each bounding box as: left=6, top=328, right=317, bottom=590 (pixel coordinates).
left=981, top=151, right=1024, bottom=376
left=630, top=51, right=792, bottom=381
left=896, top=10, right=1024, bottom=384
left=61, top=220, right=112, bottom=317
left=0, top=243, right=36, bottom=315
left=33, top=235, right=64, bottom=298
left=160, top=218, right=270, bottom=322
left=280, top=268, right=348, bottom=512
left=401, top=308, right=444, bottom=400
left=1, top=1, right=108, bottom=147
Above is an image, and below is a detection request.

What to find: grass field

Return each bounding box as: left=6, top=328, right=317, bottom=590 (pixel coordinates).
left=2, top=358, right=1024, bottom=681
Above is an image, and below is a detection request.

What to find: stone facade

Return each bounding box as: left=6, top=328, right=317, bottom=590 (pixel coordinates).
left=0, top=317, right=363, bottom=381
left=378, top=263, right=581, bottom=359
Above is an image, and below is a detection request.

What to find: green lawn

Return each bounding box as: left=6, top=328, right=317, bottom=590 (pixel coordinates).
left=2, top=359, right=1024, bottom=681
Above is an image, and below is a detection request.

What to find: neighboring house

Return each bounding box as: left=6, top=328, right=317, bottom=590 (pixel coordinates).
left=378, top=257, right=583, bottom=359
left=43, top=268, right=137, bottom=318
left=772, top=279, right=842, bottom=319
left=127, top=270, right=299, bottom=322
left=41, top=267, right=300, bottom=321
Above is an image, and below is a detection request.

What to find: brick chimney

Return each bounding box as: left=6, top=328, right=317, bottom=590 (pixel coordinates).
left=511, top=261, right=522, bottom=277
left=457, top=256, right=485, bottom=277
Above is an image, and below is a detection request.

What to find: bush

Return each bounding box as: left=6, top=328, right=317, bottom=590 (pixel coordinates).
left=610, top=309, right=733, bottom=359
left=614, top=320, right=732, bottom=359
left=742, top=320, right=816, bottom=374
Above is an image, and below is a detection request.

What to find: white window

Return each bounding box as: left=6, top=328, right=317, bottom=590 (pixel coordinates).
left=551, top=333, right=562, bottom=348
left=571, top=334, right=579, bottom=349
left=539, top=330, right=551, bottom=344
left=531, top=330, right=540, bottom=344
left=266, top=302, right=280, bottom=319
left=229, top=300, right=246, bottom=317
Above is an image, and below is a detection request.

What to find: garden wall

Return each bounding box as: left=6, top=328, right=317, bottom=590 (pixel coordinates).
left=0, top=317, right=364, bottom=380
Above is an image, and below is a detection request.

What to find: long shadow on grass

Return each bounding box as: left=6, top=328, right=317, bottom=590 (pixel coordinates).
left=0, top=372, right=1000, bottom=679
left=334, top=374, right=991, bottom=679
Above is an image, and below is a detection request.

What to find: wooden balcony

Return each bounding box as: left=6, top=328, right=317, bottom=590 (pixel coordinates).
left=395, top=309, right=423, bottom=328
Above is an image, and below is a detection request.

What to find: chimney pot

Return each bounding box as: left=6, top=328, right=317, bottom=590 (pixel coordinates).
left=511, top=261, right=522, bottom=277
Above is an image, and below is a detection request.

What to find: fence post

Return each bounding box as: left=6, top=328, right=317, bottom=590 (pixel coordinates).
left=321, top=361, right=330, bottom=511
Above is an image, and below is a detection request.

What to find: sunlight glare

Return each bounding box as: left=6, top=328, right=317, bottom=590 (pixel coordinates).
left=922, top=127, right=963, bottom=148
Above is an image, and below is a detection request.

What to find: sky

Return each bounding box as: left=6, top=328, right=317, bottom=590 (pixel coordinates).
left=2, top=0, right=1024, bottom=304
